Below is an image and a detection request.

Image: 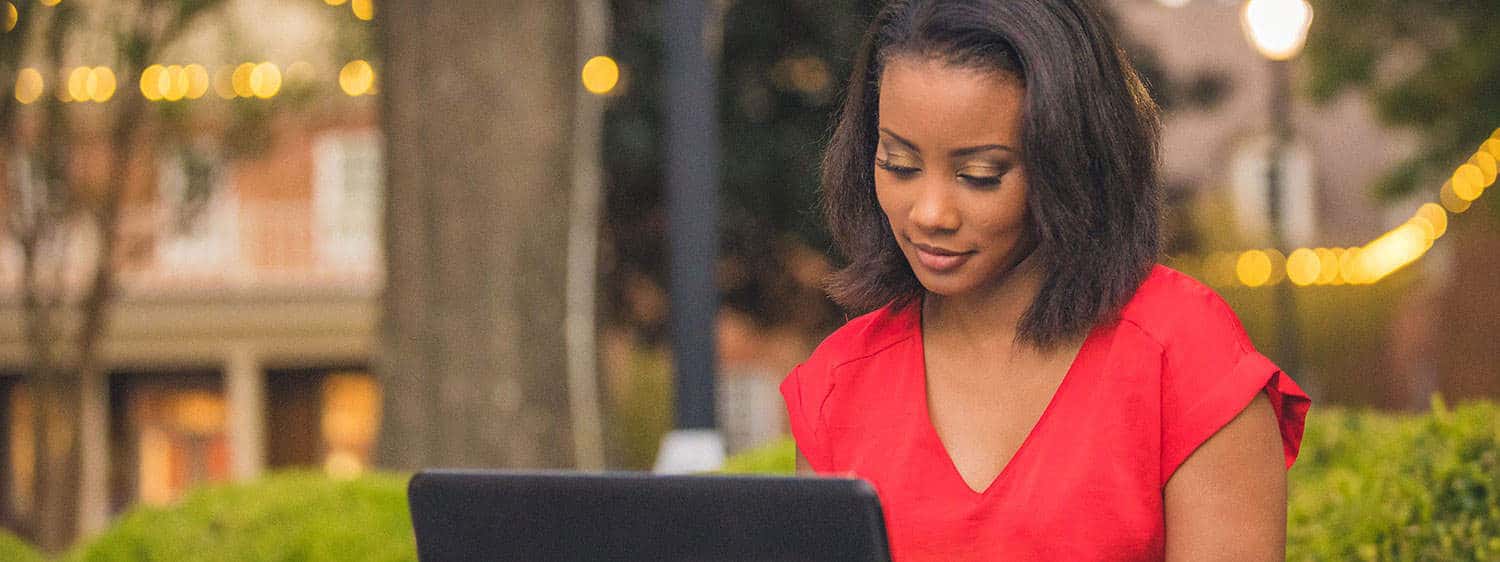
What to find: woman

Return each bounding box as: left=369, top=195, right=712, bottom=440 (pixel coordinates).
left=780, top=1, right=1311, bottom=560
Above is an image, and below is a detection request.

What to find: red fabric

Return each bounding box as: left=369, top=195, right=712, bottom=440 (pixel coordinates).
left=781, top=265, right=1310, bottom=561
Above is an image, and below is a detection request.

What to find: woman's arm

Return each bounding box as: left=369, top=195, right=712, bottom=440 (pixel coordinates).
left=1164, top=393, right=1287, bottom=561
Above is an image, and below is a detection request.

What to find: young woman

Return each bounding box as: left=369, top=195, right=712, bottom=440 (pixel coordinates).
left=781, top=1, right=1311, bottom=560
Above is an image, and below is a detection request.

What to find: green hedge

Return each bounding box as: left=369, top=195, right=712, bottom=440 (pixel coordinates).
left=68, top=471, right=414, bottom=562
left=2, top=401, right=1495, bottom=560
left=0, top=529, right=45, bottom=562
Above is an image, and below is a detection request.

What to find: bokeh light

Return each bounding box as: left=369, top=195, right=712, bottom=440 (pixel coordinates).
left=324, top=0, right=348, bottom=5
left=39, top=0, right=59, bottom=6
left=67, top=66, right=90, bottom=103
left=1240, top=0, right=1314, bottom=61
left=14, top=67, right=43, bottom=104
left=1286, top=248, right=1320, bottom=287
left=185, top=64, right=210, bottom=99
left=1451, top=163, right=1485, bottom=202
left=351, top=0, right=373, bottom=21
left=231, top=62, right=256, bottom=98
left=140, top=65, right=165, bottom=101
left=1415, top=203, right=1448, bottom=240
left=580, top=56, right=619, bottom=95
left=1313, top=248, right=1340, bottom=285
left=339, top=60, right=375, bottom=96
left=1440, top=180, right=1472, bottom=214
left=89, top=67, right=115, bottom=102
left=5, top=3, right=17, bottom=33
left=213, top=66, right=237, bottom=99
left=1472, top=151, right=1498, bottom=188
left=1236, top=250, right=1273, bottom=287
left=249, top=62, right=282, bottom=98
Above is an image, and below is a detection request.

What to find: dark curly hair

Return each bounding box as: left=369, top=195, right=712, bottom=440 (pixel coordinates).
left=822, top=0, right=1163, bottom=349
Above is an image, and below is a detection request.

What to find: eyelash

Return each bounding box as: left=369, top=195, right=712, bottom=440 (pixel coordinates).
left=876, top=158, right=1005, bottom=187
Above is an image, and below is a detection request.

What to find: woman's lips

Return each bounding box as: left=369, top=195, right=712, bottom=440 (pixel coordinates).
left=912, top=242, right=973, bottom=272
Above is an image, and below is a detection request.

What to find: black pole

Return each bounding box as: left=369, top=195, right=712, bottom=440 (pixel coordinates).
left=1267, top=59, right=1301, bottom=382
left=664, top=0, right=720, bottom=431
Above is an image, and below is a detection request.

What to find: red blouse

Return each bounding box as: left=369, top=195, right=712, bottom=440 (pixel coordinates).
left=781, top=265, right=1310, bottom=561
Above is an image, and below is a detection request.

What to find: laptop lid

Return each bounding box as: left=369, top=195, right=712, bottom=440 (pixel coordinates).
left=408, top=470, right=891, bottom=562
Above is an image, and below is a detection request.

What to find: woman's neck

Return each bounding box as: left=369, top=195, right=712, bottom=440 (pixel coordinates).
left=922, top=249, right=1045, bottom=346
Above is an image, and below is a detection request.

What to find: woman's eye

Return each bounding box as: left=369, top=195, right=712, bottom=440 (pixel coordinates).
left=876, top=158, right=920, bottom=177
left=959, top=174, right=1002, bottom=187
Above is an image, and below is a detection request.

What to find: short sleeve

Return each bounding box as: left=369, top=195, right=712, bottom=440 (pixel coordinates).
left=780, top=363, right=834, bottom=473
left=1158, top=298, right=1312, bottom=486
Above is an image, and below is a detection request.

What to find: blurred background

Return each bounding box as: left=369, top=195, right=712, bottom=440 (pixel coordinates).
left=0, top=0, right=1497, bottom=556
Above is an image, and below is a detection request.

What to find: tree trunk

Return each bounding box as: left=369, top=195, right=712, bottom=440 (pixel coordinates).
left=377, top=1, right=578, bottom=469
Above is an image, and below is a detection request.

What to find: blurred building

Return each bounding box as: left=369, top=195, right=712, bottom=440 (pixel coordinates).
left=0, top=0, right=383, bottom=536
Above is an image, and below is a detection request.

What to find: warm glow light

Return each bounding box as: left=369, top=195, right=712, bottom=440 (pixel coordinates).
left=1241, top=0, right=1314, bottom=61
left=89, top=67, right=115, bottom=102
left=1452, top=163, right=1485, bottom=202
left=249, top=62, right=282, bottom=98
left=324, top=0, right=348, bottom=4
left=185, top=64, right=210, bottom=99
left=351, top=0, right=373, bottom=21
left=5, top=3, right=17, bottom=33
left=1336, top=248, right=1362, bottom=285
left=1313, top=248, right=1340, bottom=285
left=231, top=62, right=256, bottom=98
left=581, top=55, right=620, bottom=95
left=162, top=65, right=186, bottom=101
left=1472, top=151, right=1498, bottom=188
left=1440, top=180, right=1473, bottom=214
left=1357, top=224, right=1429, bottom=283
left=1286, top=248, right=1321, bottom=286
left=213, top=66, right=237, bottom=99
left=1415, top=203, right=1448, bottom=240
left=140, top=65, right=165, bottom=100
left=1236, top=250, right=1273, bottom=287
left=39, top=0, right=59, bottom=6
left=172, top=392, right=225, bottom=437
left=67, top=66, right=90, bottom=103
left=1482, top=139, right=1500, bottom=160
left=14, top=67, right=42, bottom=104
left=339, top=59, right=375, bottom=96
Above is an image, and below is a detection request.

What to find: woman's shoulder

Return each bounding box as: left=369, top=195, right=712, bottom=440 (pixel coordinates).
left=1116, top=264, right=1254, bottom=356
left=802, top=300, right=920, bottom=372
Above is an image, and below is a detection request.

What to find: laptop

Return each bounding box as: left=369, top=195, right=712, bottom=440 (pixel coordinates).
left=408, top=470, right=891, bottom=562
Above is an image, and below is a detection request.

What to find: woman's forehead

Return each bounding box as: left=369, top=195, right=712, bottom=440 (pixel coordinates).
left=876, top=57, right=1023, bottom=151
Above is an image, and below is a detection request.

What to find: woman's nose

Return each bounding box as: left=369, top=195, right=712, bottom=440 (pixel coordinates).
left=909, top=181, right=961, bottom=233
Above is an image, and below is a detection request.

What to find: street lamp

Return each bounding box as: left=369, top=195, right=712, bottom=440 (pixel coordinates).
left=1241, top=0, right=1313, bottom=384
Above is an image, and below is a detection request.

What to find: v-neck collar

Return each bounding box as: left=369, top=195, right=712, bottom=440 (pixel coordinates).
left=908, top=303, right=1102, bottom=497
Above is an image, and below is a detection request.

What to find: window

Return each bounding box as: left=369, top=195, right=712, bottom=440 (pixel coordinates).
left=312, top=130, right=382, bottom=266
left=156, top=145, right=238, bottom=271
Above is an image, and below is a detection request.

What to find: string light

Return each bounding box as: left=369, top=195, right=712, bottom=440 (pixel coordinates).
left=1205, top=131, right=1497, bottom=288
left=351, top=0, right=373, bottom=21
left=580, top=56, right=619, bottom=95
left=339, top=60, right=375, bottom=96
left=14, top=68, right=43, bottom=104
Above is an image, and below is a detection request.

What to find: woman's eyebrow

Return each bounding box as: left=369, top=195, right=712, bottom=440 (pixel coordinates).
left=878, top=127, right=1015, bottom=157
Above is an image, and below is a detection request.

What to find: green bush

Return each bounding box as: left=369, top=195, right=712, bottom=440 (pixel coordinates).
left=68, top=471, right=414, bottom=562
left=0, top=529, right=45, bottom=562
left=1288, top=398, right=1500, bottom=561
left=724, top=399, right=1500, bottom=561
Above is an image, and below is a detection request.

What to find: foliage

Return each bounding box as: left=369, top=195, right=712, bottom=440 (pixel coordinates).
left=725, top=400, right=1500, bottom=560
left=1303, top=0, right=1500, bottom=218
left=66, top=471, right=415, bottom=562
left=0, top=529, right=46, bottom=562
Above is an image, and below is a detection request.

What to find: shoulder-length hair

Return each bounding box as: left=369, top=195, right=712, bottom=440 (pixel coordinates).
left=822, top=0, right=1163, bottom=349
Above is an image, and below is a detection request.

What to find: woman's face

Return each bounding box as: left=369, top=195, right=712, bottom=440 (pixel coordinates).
left=874, top=56, right=1036, bottom=299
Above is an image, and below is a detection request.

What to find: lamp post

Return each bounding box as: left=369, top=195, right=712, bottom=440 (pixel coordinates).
left=1241, top=0, right=1313, bottom=381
